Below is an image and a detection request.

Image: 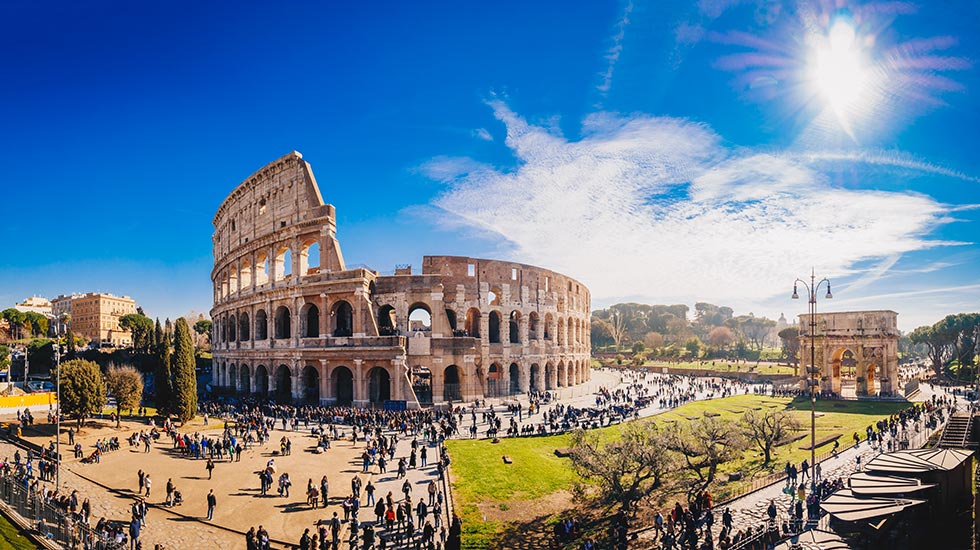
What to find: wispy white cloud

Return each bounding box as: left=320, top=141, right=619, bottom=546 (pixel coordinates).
left=428, top=102, right=969, bottom=311
left=472, top=128, right=493, bottom=142
left=597, top=0, right=634, bottom=95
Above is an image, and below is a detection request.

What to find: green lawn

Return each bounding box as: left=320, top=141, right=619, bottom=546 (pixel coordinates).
left=644, top=360, right=797, bottom=375
left=446, top=394, right=909, bottom=548
left=0, top=514, right=36, bottom=550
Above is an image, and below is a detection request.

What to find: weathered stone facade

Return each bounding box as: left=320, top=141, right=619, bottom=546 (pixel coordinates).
left=798, top=310, right=900, bottom=397
left=210, top=152, right=592, bottom=407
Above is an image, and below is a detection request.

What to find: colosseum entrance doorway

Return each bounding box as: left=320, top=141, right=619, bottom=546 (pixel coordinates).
left=302, top=366, right=319, bottom=404
left=255, top=365, right=269, bottom=397
left=529, top=364, right=540, bottom=391
left=485, top=363, right=503, bottom=398
left=444, top=365, right=461, bottom=402
left=275, top=365, right=291, bottom=403
left=333, top=367, right=354, bottom=405
left=509, top=363, right=520, bottom=394
left=240, top=366, right=251, bottom=395
left=369, top=367, right=391, bottom=404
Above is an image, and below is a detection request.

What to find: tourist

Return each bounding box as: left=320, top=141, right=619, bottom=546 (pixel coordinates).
left=143, top=474, right=152, bottom=497
left=207, top=489, right=217, bottom=521
left=206, top=458, right=215, bottom=479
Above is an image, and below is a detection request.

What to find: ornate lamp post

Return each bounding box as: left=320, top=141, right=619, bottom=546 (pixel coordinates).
left=793, top=269, right=832, bottom=488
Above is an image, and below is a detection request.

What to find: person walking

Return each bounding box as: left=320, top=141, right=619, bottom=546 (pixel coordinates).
left=206, top=458, right=215, bottom=479
left=128, top=517, right=141, bottom=550
left=144, top=474, right=152, bottom=497
left=207, top=489, right=217, bottom=521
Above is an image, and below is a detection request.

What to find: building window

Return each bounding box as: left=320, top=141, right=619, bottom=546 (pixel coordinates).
left=511, top=268, right=518, bottom=280
left=467, top=264, right=475, bottom=277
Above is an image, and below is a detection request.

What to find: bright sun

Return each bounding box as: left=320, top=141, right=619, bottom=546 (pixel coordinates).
left=809, top=20, right=870, bottom=131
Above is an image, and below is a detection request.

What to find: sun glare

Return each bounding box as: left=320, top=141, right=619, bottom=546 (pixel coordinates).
left=809, top=20, right=870, bottom=133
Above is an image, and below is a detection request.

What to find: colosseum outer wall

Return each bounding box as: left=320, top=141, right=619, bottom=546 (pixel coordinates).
left=210, top=152, right=592, bottom=407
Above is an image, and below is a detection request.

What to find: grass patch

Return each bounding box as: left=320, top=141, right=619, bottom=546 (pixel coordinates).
left=644, top=361, right=797, bottom=375
left=0, top=513, right=36, bottom=550
left=447, top=394, right=909, bottom=548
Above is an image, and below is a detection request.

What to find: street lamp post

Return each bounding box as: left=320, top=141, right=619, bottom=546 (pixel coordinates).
left=53, top=343, right=61, bottom=489
left=793, top=269, right=832, bottom=489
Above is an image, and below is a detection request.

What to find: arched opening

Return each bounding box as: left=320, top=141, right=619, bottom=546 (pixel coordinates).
left=254, top=365, right=269, bottom=397
left=274, top=306, right=291, bottom=339
left=529, top=312, right=540, bottom=340
left=444, top=365, right=462, bottom=402
left=488, top=288, right=501, bottom=306
left=378, top=305, right=397, bottom=336
left=228, top=364, right=238, bottom=390
left=545, top=363, right=554, bottom=390
left=509, top=311, right=521, bottom=344
left=275, top=365, right=292, bottom=403
left=557, top=317, right=565, bottom=346
left=228, top=270, right=238, bottom=296
left=239, top=260, right=252, bottom=290
left=302, top=366, right=319, bottom=404
left=254, top=253, right=269, bottom=286
left=557, top=362, right=566, bottom=387
left=445, top=309, right=458, bottom=332
left=332, top=301, right=353, bottom=337
left=239, top=313, right=250, bottom=341
left=302, top=240, right=320, bottom=276
left=568, top=318, right=574, bottom=346
left=332, top=366, right=354, bottom=405
left=488, top=311, right=501, bottom=344
left=509, top=363, right=520, bottom=394
left=865, top=364, right=878, bottom=395
left=275, top=247, right=292, bottom=280
left=831, top=348, right=857, bottom=392
left=544, top=314, right=553, bottom=340
left=529, top=363, right=540, bottom=391
left=303, top=304, right=320, bottom=338
left=485, top=363, right=503, bottom=398
left=255, top=309, right=268, bottom=340
left=408, top=303, right=432, bottom=332
left=228, top=315, right=237, bottom=342
left=368, top=367, right=391, bottom=404
left=464, top=308, right=481, bottom=338
left=239, top=365, right=251, bottom=395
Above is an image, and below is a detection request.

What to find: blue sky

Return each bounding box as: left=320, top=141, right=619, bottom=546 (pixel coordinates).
left=1, top=0, right=977, bottom=330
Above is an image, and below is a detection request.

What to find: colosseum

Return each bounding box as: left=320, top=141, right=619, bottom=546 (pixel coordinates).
left=210, top=151, right=592, bottom=408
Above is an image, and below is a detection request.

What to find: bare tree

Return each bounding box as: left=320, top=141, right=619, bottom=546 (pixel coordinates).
left=569, top=421, right=675, bottom=521
left=105, top=365, right=144, bottom=428
left=741, top=409, right=800, bottom=466
left=668, top=416, right=747, bottom=501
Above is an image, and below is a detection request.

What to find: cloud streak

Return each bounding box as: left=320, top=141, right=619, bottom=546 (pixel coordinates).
left=427, top=103, right=966, bottom=309
left=597, top=0, right=634, bottom=95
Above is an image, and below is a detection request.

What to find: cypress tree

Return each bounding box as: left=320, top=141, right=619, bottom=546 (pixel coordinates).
left=65, top=328, right=76, bottom=359
left=155, top=325, right=172, bottom=415
left=171, top=317, right=198, bottom=424
left=154, top=319, right=163, bottom=350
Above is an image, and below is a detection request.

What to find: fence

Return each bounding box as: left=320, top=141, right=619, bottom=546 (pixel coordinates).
left=0, top=472, right=131, bottom=550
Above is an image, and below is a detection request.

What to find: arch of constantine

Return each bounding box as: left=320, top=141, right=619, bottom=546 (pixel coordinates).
left=210, top=151, right=592, bottom=407
left=798, top=310, right=900, bottom=397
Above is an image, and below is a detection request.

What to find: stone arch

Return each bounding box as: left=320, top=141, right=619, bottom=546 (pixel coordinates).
left=831, top=347, right=857, bottom=383
left=509, top=362, right=521, bottom=394
left=301, top=239, right=320, bottom=276
left=509, top=311, right=521, bottom=344
left=301, top=303, right=320, bottom=338
left=368, top=366, right=391, bottom=404
left=254, top=365, right=269, bottom=396
left=378, top=305, right=397, bottom=336
left=529, top=363, right=540, bottom=391
left=408, top=302, right=432, bottom=332
left=488, top=287, right=502, bottom=306
left=239, top=259, right=252, bottom=290
left=544, top=313, right=553, bottom=340
left=567, top=318, right=574, bottom=346
left=255, top=252, right=270, bottom=286
left=557, top=362, right=566, bottom=387
left=239, top=312, right=250, bottom=342
left=274, top=306, right=291, bottom=339
left=255, top=309, right=268, bottom=340
left=275, top=246, right=292, bottom=280
left=228, top=363, right=238, bottom=390
left=228, top=269, right=239, bottom=296
left=332, top=300, right=353, bottom=337
left=444, top=365, right=462, bottom=402
left=488, top=311, right=502, bottom=344
left=275, top=365, right=292, bottom=403
left=445, top=309, right=458, bottom=332
left=486, top=362, right=503, bottom=398
left=528, top=312, right=540, bottom=340
left=302, top=365, right=320, bottom=404
left=228, top=314, right=237, bottom=342
left=464, top=308, right=481, bottom=338
left=239, top=365, right=251, bottom=394
left=545, top=362, right=555, bottom=390
left=331, top=366, right=354, bottom=405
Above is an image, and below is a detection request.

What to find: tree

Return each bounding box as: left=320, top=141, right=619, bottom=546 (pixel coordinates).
left=569, top=421, right=675, bottom=522
left=23, top=312, right=48, bottom=337
left=728, top=315, right=776, bottom=351
left=643, top=331, right=665, bottom=351
left=170, top=318, right=198, bottom=424
left=668, top=416, right=747, bottom=501
left=910, top=324, right=955, bottom=379
left=707, top=326, right=735, bottom=349
left=777, top=327, right=801, bottom=365
left=105, top=365, right=144, bottom=428
left=684, top=337, right=702, bottom=358
left=194, top=319, right=213, bottom=346
left=1, top=309, right=27, bottom=340
left=155, top=323, right=173, bottom=414
left=741, top=409, right=800, bottom=466
left=0, top=344, right=9, bottom=381
left=56, top=359, right=107, bottom=428
left=120, top=313, right=154, bottom=353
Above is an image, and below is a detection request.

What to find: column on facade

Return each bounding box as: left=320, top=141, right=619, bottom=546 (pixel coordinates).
left=353, top=360, right=364, bottom=404
left=519, top=361, right=530, bottom=393
left=392, top=359, right=404, bottom=401
left=291, top=360, right=301, bottom=400
left=320, top=360, right=330, bottom=404
left=319, top=293, right=328, bottom=338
